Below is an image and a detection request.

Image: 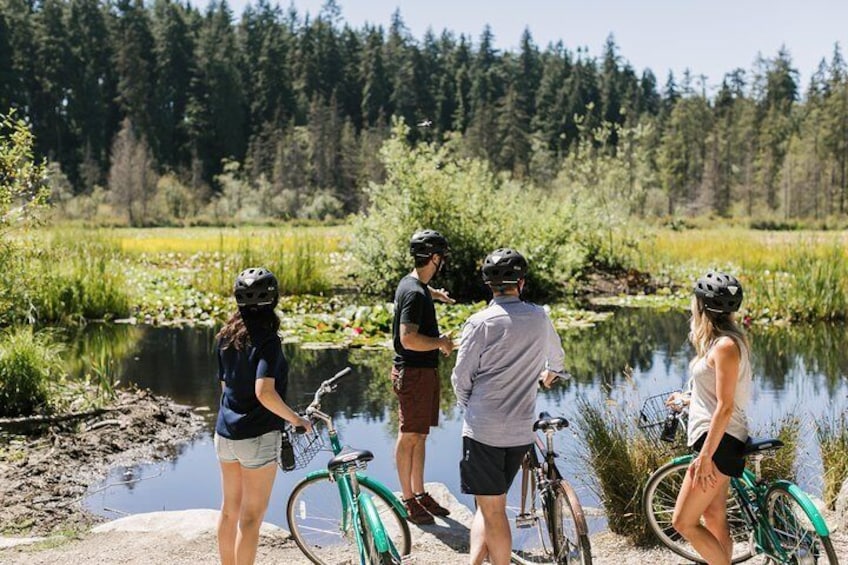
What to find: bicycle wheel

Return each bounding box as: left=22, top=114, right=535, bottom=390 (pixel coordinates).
left=550, top=480, right=592, bottom=564
left=765, top=484, right=839, bottom=564
left=287, top=474, right=411, bottom=565
left=643, top=459, right=754, bottom=564
left=511, top=479, right=591, bottom=564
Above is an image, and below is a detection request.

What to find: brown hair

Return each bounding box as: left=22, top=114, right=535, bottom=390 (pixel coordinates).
left=216, top=308, right=280, bottom=351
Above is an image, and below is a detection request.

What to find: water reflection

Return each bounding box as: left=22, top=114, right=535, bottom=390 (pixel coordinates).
left=74, top=308, right=848, bottom=527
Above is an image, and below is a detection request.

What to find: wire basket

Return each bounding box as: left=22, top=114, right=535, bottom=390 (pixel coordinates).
left=278, top=424, right=328, bottom=472
left=638, top=391, right=688, bottom=449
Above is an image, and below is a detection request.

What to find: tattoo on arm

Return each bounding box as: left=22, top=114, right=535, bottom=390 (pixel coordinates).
left=400, top=323, right=419, bottom=338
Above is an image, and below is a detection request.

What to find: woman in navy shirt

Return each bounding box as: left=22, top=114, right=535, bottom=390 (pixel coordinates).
left=214, top=267, right=311, bottom=565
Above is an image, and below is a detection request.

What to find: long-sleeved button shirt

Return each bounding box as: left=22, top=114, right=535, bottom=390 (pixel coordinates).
left=450, top=295, right=566, bottom=448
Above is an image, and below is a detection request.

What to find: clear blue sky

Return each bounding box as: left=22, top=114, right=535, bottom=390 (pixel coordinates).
left=223, top=0, right=847, bottom=92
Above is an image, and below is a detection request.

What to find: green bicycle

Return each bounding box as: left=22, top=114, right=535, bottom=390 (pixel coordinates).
left=285, top=368, right=412, bottom=565
left=640, top=392, right=839, bottom=564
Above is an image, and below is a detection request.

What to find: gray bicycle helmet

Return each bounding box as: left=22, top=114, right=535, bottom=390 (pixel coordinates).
left=482, top=248, right=528, bottom=285
left=409, top=230, right=449, bottom=258
left=694, top=271, right=743, bottom=313
left=234, top=267, right=279, bottom=309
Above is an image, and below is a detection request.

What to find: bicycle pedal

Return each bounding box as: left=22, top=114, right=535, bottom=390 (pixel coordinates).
left=515, top=514, right=537, bottom=529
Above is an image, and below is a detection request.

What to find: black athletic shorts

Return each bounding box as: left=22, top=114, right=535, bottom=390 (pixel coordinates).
left=692, top=432, right=746, bottom=478
left=460, top=436, right=531, bottom=496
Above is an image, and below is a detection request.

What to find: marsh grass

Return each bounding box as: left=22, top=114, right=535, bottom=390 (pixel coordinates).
left=816, top=412, right=848, bottom=509
left=0, top=327, right=64, bottom=417
left=644, top=229, right=848, bottom=322
left=574, top=395, right=667, bottom=546
left=756, top=414, right=801, bottom=484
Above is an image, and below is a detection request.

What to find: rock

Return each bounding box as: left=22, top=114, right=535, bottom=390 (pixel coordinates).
left=836, top=477, right=848, bottom=529
left=0, top=536, right=47, bottom=549
left=91, top=509, right=287, bottom=541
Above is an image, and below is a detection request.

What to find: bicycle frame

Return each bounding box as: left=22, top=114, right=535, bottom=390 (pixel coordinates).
left=667, top=452, right=831, bottom=562
left=308, top=404, right=406, bottom=562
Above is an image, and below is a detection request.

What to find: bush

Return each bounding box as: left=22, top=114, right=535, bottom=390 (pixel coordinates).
left=351, top=120, right=594, bottom=301
left=573, top=395, right=666, bottom=546
left=0, top=327, right=63, bottom=417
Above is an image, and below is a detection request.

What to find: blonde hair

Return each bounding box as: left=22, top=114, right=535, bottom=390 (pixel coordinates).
left=688, top=296, right=749, bottom=362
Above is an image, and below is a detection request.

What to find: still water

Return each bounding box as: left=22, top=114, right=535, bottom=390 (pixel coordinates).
left=75, top=309, right=848, bottom=533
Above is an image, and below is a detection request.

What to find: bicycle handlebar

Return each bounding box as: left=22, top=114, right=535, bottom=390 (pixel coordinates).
left=304, top=367, right=353, bottom=417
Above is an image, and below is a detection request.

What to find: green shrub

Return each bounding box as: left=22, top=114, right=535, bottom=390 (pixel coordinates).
left=817, top=412, right=848, bottom=509
left=0, top=327, right=63, bottom=417
left=573, top=395, right=666, bottom=546
left=351, top=120, right=603, bottom=301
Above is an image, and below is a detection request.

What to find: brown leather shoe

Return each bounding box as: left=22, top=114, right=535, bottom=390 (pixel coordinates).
left=416, top=491, right=450, bottom=517
left=403, top=497, right=435, bottom=525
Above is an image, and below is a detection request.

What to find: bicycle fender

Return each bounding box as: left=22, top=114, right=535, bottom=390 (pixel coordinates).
left=771, top=480, right=831, bottom=536
left=558, top=480, right=590, bottom=537
left=303, top=469, right=408, bottom=519
left=670, top=454, right=694, bottom=465
left=360, top=493, right=392, bottom=554
left=359, top=475, right=409, bottom=518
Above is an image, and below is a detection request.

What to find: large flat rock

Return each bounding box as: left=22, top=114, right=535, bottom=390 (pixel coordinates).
left=90, top=508, right=285, bottom=540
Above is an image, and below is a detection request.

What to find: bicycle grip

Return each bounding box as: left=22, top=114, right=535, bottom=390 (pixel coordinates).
left=328, top=367, right=352, bottom=386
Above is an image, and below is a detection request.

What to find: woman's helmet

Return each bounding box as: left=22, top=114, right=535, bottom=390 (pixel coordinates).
left=234, top=267, right=279, bottom=310
left=482, top=248, right=527, bottom=285
left=694, top=271, right=743, bottom=313
left=409, top=230, right=449, bottom=258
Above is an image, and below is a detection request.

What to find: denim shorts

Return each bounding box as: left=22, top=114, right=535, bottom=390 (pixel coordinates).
left=214, top=430, right=281, bottom=469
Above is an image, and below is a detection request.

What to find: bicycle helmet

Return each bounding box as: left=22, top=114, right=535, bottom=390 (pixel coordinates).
left=234, top=267, right=279, bottom=309
left=482, top=248, right=528, bottom=285
left=409, top=230, right=449, bottom=258
left=693, top=271, right=743, bottom=313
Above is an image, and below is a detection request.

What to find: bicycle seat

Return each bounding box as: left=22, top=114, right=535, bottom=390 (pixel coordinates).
left=743, top=437, right=784, bottom=455
left=533, top=412, right=569, bottom=431
left=327, top=448, right=374, bottom=472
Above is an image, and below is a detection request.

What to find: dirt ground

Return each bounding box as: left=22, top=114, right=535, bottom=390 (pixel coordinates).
left=0, top=387, right=206, bottom=536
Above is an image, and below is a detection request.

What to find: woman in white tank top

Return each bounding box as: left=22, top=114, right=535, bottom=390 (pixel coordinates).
left=668, top=272, right=750, bottom=565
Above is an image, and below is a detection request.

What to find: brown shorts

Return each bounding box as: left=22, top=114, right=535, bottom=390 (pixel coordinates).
left=391, top=366, right=440, bottom=434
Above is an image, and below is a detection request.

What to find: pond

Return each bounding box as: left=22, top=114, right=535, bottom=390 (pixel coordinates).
left=74, top=308, right=848, bottom=534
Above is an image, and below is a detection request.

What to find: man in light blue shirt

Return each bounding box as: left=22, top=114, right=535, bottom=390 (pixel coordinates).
left=451, top=248, right=566, bottom=565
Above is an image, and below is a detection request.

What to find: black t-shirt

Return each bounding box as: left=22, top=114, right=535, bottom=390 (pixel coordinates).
left=392, top=275, right=440, bottom=368
left=214, top=336, right=289, bottom=440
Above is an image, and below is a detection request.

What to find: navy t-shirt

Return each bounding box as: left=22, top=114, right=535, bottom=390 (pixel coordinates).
left=392, top=275, right=440, bottom=368
left=214, top=336, right=289, bottom=440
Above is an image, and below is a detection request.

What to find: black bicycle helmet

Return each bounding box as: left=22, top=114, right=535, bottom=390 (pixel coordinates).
left=409, top=230, right=449, bottom=258
left=482, top=248, right=528, bottom=285
left=234, top=267, right=279, bottom=309
left=693, top=271, right=743, bottom=313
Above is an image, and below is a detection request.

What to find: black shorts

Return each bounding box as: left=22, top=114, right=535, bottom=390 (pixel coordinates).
left=460, top=436, right=531, bottom=496
left=692, top=432, right=746, bottom=478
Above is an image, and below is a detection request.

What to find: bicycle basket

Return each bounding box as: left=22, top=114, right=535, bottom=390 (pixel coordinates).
left=638, top=391, right=688, bottom=449
left=290, top=424, right=328, bottom=470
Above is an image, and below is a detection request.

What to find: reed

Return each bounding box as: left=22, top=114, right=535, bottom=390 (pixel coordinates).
left=816, top=412, right=848, bottom=509
left=573, top=395, right=666, bottom=546
left=756, top=414, right=801, bottom=484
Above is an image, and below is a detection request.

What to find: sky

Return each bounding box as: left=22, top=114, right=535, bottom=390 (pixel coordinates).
left=222, top=0, right=848, bottom=95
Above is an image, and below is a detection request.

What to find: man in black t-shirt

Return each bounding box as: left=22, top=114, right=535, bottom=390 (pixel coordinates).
left=391, top=229, right=455, bottom=525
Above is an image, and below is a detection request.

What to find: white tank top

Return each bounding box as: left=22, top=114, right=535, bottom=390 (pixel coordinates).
left=686, top=337, right=752, bottom=446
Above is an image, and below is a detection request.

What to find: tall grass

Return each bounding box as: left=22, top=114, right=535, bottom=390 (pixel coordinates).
left=756, top=414, right=801, bottom=484
left=0, top=327, right=63, bottom=417
left=195, top=233, right=331, bottom=297
left=816, top=412, right=848, bottom=509
left=574, top=395, right=666, bottom=546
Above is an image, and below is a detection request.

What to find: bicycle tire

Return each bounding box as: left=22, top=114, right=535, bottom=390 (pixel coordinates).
left=511, top=478, right=592, bottom=564
left=642, top=459, right=754, bottom=564
left=360, top=491, right=405, bottom=565
left=287, top=474, right=412, bottom=565
left=550, top=480, right=592, bottom=565
left=765, top=484, right=839, bottom=564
